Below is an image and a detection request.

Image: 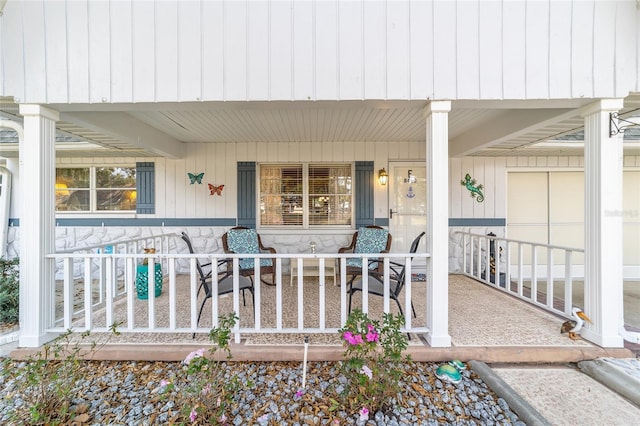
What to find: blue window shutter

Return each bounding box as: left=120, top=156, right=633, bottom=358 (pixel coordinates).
left=237, top=162, right=256, bottom=227
left=355, top=161, right=374, bottom=227
left=136, top=162, right=155, bottom=214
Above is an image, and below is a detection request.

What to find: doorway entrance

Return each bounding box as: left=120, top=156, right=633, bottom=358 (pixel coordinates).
left=388, top=162, right=427, bottom=271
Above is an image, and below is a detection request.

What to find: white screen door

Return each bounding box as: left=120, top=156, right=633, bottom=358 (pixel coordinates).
left=388, top=162, right=427, bottom=271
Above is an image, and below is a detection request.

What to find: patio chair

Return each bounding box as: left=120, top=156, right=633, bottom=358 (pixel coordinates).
left=338, top=225, right=392, bottom=286
left=222, top=226, right=277, bottom=286
left=180, top=232, right=215, bottom=297
left=193, top=266, right=255, bottom=338
left=348, top=231, right=425, bottom=319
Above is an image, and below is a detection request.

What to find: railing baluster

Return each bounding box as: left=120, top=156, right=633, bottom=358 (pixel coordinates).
left=84, top=258, right=92, bottom=331
left=297, top=258, right=304, bottom=330
left=169, top=258, right=177, bottom=330
left=547, top=247, right=554, bottom=309
left=63, top=257, right=73, bottom=329
left=319, top=257, right=326, bottom=330
left=565, top=251, right=573, bottom=314
left=126, top=257, right=134, bottom=330
left=404, top=257, right=412, bottom=330
left=105, top=256, right=113, bottom=327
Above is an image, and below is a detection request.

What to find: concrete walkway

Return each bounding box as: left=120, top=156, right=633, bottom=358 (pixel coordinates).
left=477, top=359, right=640, bottom=426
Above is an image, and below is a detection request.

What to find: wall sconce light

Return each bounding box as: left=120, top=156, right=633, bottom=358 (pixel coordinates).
left=378, top=168, right=388, bottom=186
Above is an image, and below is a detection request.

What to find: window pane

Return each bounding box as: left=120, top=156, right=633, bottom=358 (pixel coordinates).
left=97, top=167, right=136, bottom=188
left=260, top=165, right=303, bottom=226
left=56, top=168, right=89, bottom=188
left=56, top=189, right=90, bottom=211
left=309, top=165, right=352, bottom=226
left=97, top=189, right=137, bottom=211
left=56, top=168, right=90, bottom=211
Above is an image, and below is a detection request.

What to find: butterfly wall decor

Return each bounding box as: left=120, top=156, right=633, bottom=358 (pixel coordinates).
left=187, top=172, right=204, bottom=185
left=208, top=183, right=224, bottom=196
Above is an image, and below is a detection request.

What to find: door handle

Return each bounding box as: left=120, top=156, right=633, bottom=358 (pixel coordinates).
left=390, top=209, right=398, bottom=219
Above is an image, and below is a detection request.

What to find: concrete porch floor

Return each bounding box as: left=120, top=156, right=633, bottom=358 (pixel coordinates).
left=10, top=274, right=636, bottom=362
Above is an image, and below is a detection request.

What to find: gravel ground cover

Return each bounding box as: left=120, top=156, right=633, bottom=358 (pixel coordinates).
left=0, top=359, right=524, bottom=426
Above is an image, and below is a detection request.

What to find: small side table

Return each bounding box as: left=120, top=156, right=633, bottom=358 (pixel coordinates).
left=289, top=258, right=336, bottom=287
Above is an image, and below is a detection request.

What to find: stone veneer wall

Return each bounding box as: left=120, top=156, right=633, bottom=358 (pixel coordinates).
left=6, top=226, right=357, bottom=279
left=7, top=226, right=495, bottom=278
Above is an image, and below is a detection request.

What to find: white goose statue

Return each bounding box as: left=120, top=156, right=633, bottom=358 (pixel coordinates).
left=560, top=307, right=592, bottom=340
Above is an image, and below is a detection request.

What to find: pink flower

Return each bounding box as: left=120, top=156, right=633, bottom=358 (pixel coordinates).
left=294, top=389, right=305, bottom=400
left=360, top=365, right=372, bottom=379
left=183, top=348, right=205, bottom=364
left=219, top=414, right=227, bottom=423
left=343, top=331, right=359, bottom=345
left=189, top=408, right=197, bottom=422
left=365, top=328, right=379, bottom=343
left=160, top=379, right=170, bottom=388
left=359, top=407, right=369, bottom=422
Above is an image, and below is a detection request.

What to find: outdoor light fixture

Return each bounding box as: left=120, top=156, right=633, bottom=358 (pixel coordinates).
left=378, top=168, right=388, bottom=186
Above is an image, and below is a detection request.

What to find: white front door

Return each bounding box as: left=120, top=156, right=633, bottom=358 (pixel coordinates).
left=388, top=162, right=427, bottom=271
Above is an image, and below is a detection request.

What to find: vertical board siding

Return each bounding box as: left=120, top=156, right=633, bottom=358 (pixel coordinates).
left=409, top=0, right=433, bottom=99
left=570, top=1, right=594, bottom=97
left=44, top=1, right=69, bottom=102
left=502, top=1, right=526, bottom=99
left=338, top=1, right=363, bottom=100
left=592, top=1, right=616, bottom=97
left=201, top=1, right=225, bottom=100
left=224, top=1, right=248, bottom=100
left=67, top=1, right=90, bottom=102
left=315, top=1, right=338, bottom=100
left=110, top=1, right=133, bottom=103
left=386, top=1, right=410, bottom=99
left=525, top=0, right=549, bottom=98
left=456, top=0, right=480, bottom=99
left=178, top=1, right=203, bottom=102
left=548, top=0, right=572, bottom=98
left=363, top=1, right=386, bottom=99
left=3, top=0, right=637, bottom=103
left=87, top=1, right=111, bottom=104
left=155, top=1, right=179, bottom=101
left=270, top=1, right=293, bottom=100
left=432, top=0, right=457, bottom=99
left=22, top=1, right=47, bottom=102
left=478, top=1, right=502, bottom=99
left=132, top=1, right=156, bottom=102
left=248, top=1, right=270, bottom=101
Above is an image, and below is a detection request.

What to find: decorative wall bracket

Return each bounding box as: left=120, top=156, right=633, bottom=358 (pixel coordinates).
left=610, top=112, right=640, bottom=137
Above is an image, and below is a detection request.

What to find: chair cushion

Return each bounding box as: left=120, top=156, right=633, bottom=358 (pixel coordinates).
left=226, top=228, right=273, bottom=270
left=346, top=227, right=389, bottom=269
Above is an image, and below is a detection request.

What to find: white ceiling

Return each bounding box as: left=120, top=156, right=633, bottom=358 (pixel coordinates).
left=1, top=96, right=639, bottom=158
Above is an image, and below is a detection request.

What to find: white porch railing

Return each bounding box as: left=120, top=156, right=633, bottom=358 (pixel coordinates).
left=47, top=235, right=431, bottom=343
left=456, top=231, right=584, bottom=320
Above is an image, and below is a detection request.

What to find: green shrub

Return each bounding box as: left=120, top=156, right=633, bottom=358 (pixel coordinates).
left=1, top=323, right=120, bottom=425
left=0, top=257, right=19, bottom=325
left=337, top=309, right=411, bottom=416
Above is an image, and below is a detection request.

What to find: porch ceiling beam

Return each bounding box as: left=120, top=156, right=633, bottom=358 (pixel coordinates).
left=449, top=108, right=578, bottom=157
left=60, top=112, right=185, bottom=159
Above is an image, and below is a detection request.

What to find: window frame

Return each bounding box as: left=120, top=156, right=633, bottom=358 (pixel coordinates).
left=55, top=165, right=137, bottom=215
left=257, top=162, right=355, bottom=230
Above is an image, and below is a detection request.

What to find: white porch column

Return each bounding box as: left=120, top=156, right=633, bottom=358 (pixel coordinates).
left=424, top=101, right=452, bottom=347
left=18, top=104, right=59, bottom=347
left=580, top=99, right=624, bottom=348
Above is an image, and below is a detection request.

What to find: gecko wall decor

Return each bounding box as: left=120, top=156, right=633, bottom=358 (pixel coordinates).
left=460, top=173, right=484, bottom=203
